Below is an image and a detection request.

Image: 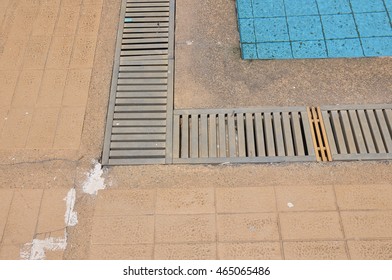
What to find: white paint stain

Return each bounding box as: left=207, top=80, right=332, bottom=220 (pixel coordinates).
left=21, top=234, right=67, bottom=260
left=64, top=188, right=78, bottom=227
left=287, top=202, right=294, bottom=208
left=82, top=160, right=106, bottom=195
left=20, top=187, right=79, bottom=260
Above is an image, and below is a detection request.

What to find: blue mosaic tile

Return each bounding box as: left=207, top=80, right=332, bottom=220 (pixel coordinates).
left=326, top=39, right=364, bottom=57
left=355, top=12, right=392, bottom=37
left=239, top=19, right=255, bottom=43
left=287, top=16, right=324, bottom=41
left=256, top=42, right=292, bottom=59
left=252, top=0, right=285, bottom=18
left=362, top=37, right=392, bottom=57
left=254, top=17, right=289, bottom=42
left=322, top=14, right=358, bottom=39
left=316, top=0, right=351, bottom=15
left=236, top=0, right=253, bottom=19
left=285, top=0, right=318, bottom=16
left=241, top=43, right=258, bottom=59
left=350, top=0, right=386, bottom=13
left=235, top=0, right=392, bottom=59
left=292, top=40, right=327, bottom=58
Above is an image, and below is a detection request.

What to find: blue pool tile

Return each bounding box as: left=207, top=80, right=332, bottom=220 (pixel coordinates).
left=241, top=44, right=258, bottom=59
left=287, top=16, right=324, bottom=41
left=316, top=0, right=351, bottom=15
left=350, top=0, right=386, bottom=13
left=239, top=19, right=255, bottom=43
left=355, top=12, right=392, bottom=37
left=254, top=17, right=289, bottom=42
left=285, top=0, right=318, bottom=16
left=256, top=42, right=292, bottom=59
left=292, top=40, right=327, bottom=58
left=322, top=14, right=358, bottom=39
left=236, top=0, right=253, bottom=18
left=362, top=37, right=392, bottom=57
left=252, top=0, right=285, bottom=18
left=326, top=39, right=363, bottom=57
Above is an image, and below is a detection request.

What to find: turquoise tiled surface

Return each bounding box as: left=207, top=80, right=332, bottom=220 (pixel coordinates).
left=236, top=0, right=392, bottom=59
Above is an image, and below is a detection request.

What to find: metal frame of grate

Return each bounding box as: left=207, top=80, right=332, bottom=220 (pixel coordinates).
left=102, top=0, right=392, bottom=166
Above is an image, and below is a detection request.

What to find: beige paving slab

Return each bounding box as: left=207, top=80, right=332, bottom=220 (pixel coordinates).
left=0, top=244, right=23, bottom=260
left=62, top=69, right=92, bottom=107
left=69, top=36, right=97, bottom=68
left=89, top=244, right=153, bottom=260
left=62, top=0, right=83, bottom=6
left=217, top=213, right=279, bottom=242
left=22, top=36, right=51, bottom=69
left=156, top=188, right=215, bottom=215
left=32, top=4, right=61, bottom=36
left=341, top=211, right=392, bottom=239
left=0, top=189, right=13, bottom=242
left=216, top=187, right=276, bottom=213
left=279, top=212, right=343, bottom=240
left=0, top=35, right=28, bottom=70
left=53, top=107, right=85, bottom=149
left=283, top=241, right=348, bottom=260
left=0, top=71, right=18, bottom=108
left=155, top=215, right=216, bottom=243
left=348, top=240, right=392, bottom=260
left=45, top=250, right=64, bottom=260
left=11, top=69, right=43, bottom=108
left=94, top=189, right=155, bottom=216
left=275, top=185, right=336, bottom=211
left=0, top=108, right=33, bottom=149
left=155, top=243, right=216, bottom=260
left=54, top=5, right=81, bottom=36
left=36, top=69, right=67, bottom=107
left=91, top=215, right=154, bottom=245
left=46, top=36, right=74, bottom=69
left=36, top=189, right=68, bottom=235
left=218, top=242, right=282, bottom=260
left=77, top=4, right=102, bottom=36
left=335, top=184, right=392, bottom=210
left=2, top=189, right=43, bottom=245
left=25, top=107, right=60, bottom=149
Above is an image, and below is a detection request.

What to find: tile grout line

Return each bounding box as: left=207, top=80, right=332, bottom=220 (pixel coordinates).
left=52, top=1, right=86, bottom=150
left=347, top=0, right=366, bottom=56
left=25, top=0, right=64, bottom=149
left=332, top=184, right=351, bottom=260
left=152, top=188, right=158, bottom=260
left=272, top=185, right=285, bottom=260
left=0, top=189, right=15, bottom=246
left=214, top=187, right=219, bottom=260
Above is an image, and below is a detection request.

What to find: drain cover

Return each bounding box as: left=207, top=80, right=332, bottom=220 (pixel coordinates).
left=321, top=104, right=392, bottom=161
left=172, top=107, right=317, bottom=164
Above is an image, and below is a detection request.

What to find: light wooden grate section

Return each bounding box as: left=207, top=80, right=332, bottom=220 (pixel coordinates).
left=307, top=107, right=332, bottom=162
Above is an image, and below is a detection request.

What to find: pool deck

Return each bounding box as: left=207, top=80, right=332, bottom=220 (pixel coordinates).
left=0, top=0, right=392, bottom=260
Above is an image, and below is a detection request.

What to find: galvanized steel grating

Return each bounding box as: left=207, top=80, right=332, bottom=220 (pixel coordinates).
left=102, top=0, right=175, bottom=165
left=172, top=107, right=317, bottom=164
left=321, top=104, right=392, bottom=161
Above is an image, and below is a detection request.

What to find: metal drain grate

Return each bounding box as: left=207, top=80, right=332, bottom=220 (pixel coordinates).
left=102, top=0, right=175, bottom=165
left=172, top=107, right=317, bottom=164
left=321, top=104, right=392, bottom=161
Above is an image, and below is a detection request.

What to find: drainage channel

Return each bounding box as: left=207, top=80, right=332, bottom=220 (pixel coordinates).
left=102, top=0, right=175, bottom=165
left=102, top=0, right=392, bottom=165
